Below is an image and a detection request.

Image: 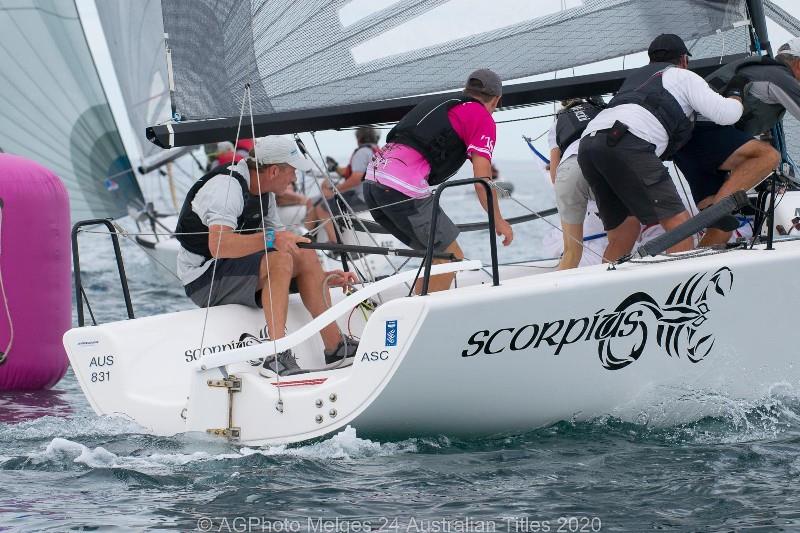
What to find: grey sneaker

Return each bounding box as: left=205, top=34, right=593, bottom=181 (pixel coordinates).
left=259, top=349, right=305, bottom=377
left=324, top=335, right=359, bottom=368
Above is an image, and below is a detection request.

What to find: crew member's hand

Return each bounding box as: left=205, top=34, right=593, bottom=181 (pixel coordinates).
left=496, top=218, right=514, bottom=246
left=325, top=156, right=339, bottom=173
left=325, top=269, right=359, bottom=290
left=724, top=75, right=748, bottom=100
left=272, top=230, right=310, bottom=254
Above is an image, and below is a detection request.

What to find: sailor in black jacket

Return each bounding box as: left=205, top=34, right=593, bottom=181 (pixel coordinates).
left=673, top=39, right=800, bottom=245
left=577, top=34, right=743, bottom=262
left=176, top=136, right=359, bottom=376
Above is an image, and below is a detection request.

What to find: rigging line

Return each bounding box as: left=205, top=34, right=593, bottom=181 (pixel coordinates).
left=112, top=222, right=182, bottom=281
left=306, top=133, right=382, bottom=283
left=495, top=111, right=559, bottom=125
left=486, top=179, right=606, bottom=264
left=170, top=156, right=203, bottom=186
left=248, top=87, right=286, bottom=395
left=0, top=203, right=12, bottom=365
left=307, top=132, right=402, bottom=281
left=197, top=85, right=250, bottom=380
left=0, top=6, right=78, bottom=20
left=128, top=90, right=170, bottom=110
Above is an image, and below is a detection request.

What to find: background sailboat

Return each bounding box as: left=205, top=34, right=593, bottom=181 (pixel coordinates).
left=0, top=0, right=144, bottom=221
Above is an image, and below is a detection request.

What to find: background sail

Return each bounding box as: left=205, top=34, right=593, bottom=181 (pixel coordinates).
left=0, top=0, right=144, bottom=220
left=95, top=0, right=172, bottom=164
left=162, top=0, right=748, bottom=122
left=94, top=0, right=195, bottom=211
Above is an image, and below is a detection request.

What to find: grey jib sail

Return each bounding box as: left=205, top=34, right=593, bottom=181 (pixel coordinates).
left=153, top=0, right=747, bottom=146
left=0, top=0, right=144, bottom=220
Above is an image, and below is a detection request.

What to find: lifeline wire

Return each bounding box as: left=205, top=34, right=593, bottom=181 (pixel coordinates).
left=307, top=131, right=400, bottom=282
left=197, top=84, right=249, bottom=380
left=247, top=86, right=285, bottom=395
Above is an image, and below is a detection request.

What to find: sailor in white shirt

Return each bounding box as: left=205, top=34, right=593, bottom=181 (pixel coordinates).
left=174, top=136, right=360, bottom=376
left=577, top=34, right=743, bottom=262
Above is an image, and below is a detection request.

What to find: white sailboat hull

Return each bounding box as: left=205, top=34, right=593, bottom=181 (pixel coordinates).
left=64, top=241, right=800, bottom=444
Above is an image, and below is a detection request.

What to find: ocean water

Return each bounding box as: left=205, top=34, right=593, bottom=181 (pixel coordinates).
left=3, top=161, right=800, bottom=531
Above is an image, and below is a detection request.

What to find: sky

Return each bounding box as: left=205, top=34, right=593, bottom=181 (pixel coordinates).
left=299, top=0, right=800, bottom=165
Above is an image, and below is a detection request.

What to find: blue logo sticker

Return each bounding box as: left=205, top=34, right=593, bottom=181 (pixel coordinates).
left=385, top=320, right=397, bottom=347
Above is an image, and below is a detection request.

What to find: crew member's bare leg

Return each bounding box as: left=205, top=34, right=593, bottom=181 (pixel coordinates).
left=291, top=248, right=342, bottom=350
left=603, top=216, right=640, bottom=262
left=713, top=140, right=780, bottom=203
left=414, top=240, right=464, bottom=294
left=558, top=222, right=585, bottom=270
left=696, top=140, right=779, bottom=247
left=258, top=251, right=293, bottom=341
left=659, top=210, right=693, bottom=253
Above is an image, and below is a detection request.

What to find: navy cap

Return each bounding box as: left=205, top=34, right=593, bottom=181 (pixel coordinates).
left=648, top=34, right=691, bottom=59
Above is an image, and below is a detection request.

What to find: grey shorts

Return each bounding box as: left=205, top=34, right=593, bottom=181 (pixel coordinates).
left=185, top=252, right=264, bottom=308
left=363, top=181, right=459, bottom=252
left=554, top=155, right=593, bottom=225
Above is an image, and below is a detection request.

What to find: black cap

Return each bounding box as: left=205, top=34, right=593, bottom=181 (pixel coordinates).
left=648, top=34, right=691, bottom=60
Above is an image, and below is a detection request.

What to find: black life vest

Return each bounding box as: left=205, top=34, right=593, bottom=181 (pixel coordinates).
left=555, top=101, right=603, bottom=153
left=706, top=55, right=790, bottom=135
left=386, top=95, right=479, bottom=186
left=175, top=165, right=271, bottom=260
left=608, top=63, right=694, bottom=160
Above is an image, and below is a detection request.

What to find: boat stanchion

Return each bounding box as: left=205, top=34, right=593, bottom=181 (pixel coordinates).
left=71, top=219, right=135, bottom=327
left=420, top=178, right=500, bottom=295
left=766, top=172, right=778, bottom=250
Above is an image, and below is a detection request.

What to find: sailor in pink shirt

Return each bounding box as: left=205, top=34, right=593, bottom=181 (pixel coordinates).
left=363, top=69, right=514, bottom=293
left=370, top=102, right=497, bottom=198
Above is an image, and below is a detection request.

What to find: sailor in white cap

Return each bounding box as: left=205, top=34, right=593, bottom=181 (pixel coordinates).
left=175, top=135, right=360, bottom=376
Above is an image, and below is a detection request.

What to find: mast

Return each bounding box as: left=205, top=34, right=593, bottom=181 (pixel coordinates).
left=746, top=0, right=772, bottom=55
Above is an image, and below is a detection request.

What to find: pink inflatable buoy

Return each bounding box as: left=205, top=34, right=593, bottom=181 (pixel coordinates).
left=0, top=154, right=71, bottom=390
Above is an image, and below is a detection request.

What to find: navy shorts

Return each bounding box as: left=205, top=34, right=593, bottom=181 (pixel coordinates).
left=674, top=122, right=753, bottom=203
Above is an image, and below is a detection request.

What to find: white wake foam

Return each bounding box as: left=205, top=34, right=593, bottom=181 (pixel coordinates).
left=0, top=414, right=143, bottom=442
left=28, top=426, right=416, bottom=472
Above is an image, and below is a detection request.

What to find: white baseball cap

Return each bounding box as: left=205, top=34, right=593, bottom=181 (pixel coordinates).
left=777, top=37, right=800, bottom=58
left=251, top=135, right=313, bottom=172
